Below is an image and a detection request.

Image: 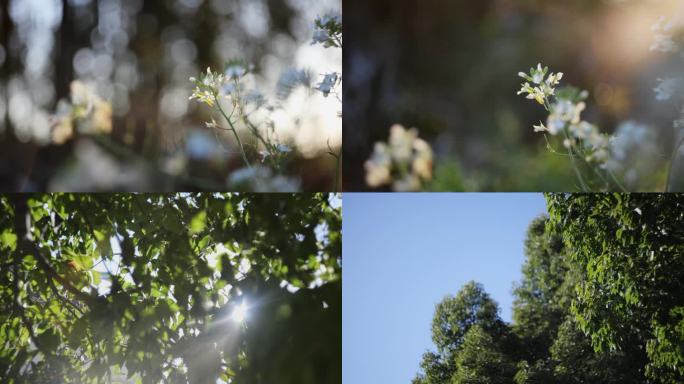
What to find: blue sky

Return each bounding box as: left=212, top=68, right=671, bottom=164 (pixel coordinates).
left=342, top=193, right=547, bottom=384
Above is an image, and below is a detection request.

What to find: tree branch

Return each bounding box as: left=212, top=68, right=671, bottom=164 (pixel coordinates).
left=8, top=195, right=98, bottom=308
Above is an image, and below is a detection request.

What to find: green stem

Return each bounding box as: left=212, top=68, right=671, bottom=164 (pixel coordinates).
left=665, top=134, right=684, bottom=192
left=333, top=35, right=343, bottom=49
left=332, top=151, right=341, bottom=192
left=243, top=116, right=272, bottom=154
left=215, top=96, right=250, bottom=168
left=606, top=168, right=628, bottom=192
left=562, top=129, right=589, bottom=191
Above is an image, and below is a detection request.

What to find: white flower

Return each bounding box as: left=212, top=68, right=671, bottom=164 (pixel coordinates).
left=605, top=121, right=655, bottom=173
left=533, top=122, right=547, bottom=132
left=393, top=174, right=422, bottom=192
left=674, top=106, right=684, bottom=130
left=225, top=64, right=247, bottom=80
left=653, top=77, right=682, bottom=101
left=317, top=72, right=338, bottom=97
left=546, top=116, right=564, bottom=135
left=277, top=68, right=311, bottom=99
left=364, top=124, right=433, bottom=190
left=189, top=67, right=226, bottom=107
left=411, top=138, right=433, bottom=180
left=222, top=83, right=237, bottom=96
left=70, top=81, right=98, bottom=110
left=228, top=166, right=300, bottom=192
left=582, top=131, right=611, bottom=165
left=569, top=121, right=595, bottom=139
left=364, top=142, right=392, bottom=187
left=542, top=99, right=586, bottom=136
left=205, top=118, right=219, bottom=129
left=389, top=124, right=423, bottom=163
left=557, top=100, right=585, bottom=124
left=276, top=144, right=292, bottom=153
left=517, top=64, right=563, bottom=105
left=650, top=16, right=679, bottom=52
left=59, top=81, right=112, bottom=137
left=312, top=29, right=329, bottom=45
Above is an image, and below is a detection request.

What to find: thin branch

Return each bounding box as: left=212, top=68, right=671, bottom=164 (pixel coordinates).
left=33, top=248, right=97, bottom=307
left=45, top=269, right=85, bottom=317
left=9, top=195, right=98, bottom=308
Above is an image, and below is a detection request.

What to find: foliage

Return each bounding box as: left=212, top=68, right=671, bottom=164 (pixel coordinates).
left=0, top=193, right=341, bottom=383
left=414, top=195, right=683, bottom=383
left=546, top=193, right=684, bottom=382
left=413, top=282, right=511, bottom=384
left=452, top=325, right=516, bottom=384
left=511, top=216, right=571, bottom=362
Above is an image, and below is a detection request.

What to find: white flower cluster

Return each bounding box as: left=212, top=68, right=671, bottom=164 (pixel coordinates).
left=650, top=16, right=679, bottom=53
left=228, top=166, right=300, bottom=192
left=189, top=67, right=223, bottom=107
left=517, top=63, right=563, bottom=105
left=518, top=65, right=612, bottom=165
left=653, top=77, right=683, bottom=101
left=51, top=81, right=113, bottom=144
left=189, top=62, right=254, bottom=108
left=605, top=121, right=659, bottom=185
left=365, top=124, right=433, bottom=191
left=276, top=68, right=312, bottom=99
left=537, top=96, right=610, bottom=164
left=317, top=72, right=339, bottom=97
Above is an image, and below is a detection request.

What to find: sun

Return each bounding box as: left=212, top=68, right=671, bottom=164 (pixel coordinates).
left=231, top=301, right=248, bottom=323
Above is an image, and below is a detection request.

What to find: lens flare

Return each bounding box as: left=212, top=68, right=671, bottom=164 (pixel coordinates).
left=231, top=301, right=248, bottom=323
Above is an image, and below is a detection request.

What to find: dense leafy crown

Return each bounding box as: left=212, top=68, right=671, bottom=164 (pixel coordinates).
left=414, top=194, right=683, bottom=384
left=0, top=193, right=341, bottom=384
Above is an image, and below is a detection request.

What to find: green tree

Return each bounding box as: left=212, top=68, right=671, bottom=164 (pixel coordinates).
left=512, top=216, right=572, bottom=362
left=546, top=193, right=684, bottom=383
left=549, top=316, right=640, bottom=384
left=0, top=193, right=341, bottom=383
left=452, top=325, right=516, bottom=384
left=513, top=211, right=644, bottom=384
left=415, top=194, right=680, bottom=383
left=414, top=282, right=512, bottom=383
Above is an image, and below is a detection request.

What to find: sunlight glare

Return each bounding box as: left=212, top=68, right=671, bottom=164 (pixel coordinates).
left=231, top=301, right=248, bottom=323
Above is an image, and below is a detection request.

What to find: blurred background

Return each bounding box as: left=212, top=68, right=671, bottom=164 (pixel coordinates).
left=344, top=0, right=684, bottom=191
left=0, top=0, right=341, bottom=191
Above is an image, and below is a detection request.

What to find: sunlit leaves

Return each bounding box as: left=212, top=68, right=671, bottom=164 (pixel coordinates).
left=0, top=193, right=340, bottom=384
left=0, top=230, right=17, bottom=251
left=546, top=193, right=684, bottom=382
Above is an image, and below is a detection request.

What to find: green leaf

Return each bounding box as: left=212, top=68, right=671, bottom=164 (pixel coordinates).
left=90, top=270, right=101, bottom=286
left=0, top=230, right=17, bottom=251
left=189, top=210, right=207, bottom=234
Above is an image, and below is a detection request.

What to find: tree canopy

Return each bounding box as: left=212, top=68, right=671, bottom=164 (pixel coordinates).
left=0, top=193, right=341, bottom=383
left=413, top=193, right=683, bottom=384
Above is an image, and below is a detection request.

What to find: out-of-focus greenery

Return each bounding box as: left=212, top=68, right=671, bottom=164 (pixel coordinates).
left=345, top=0, right=682, bottom=191
left=0, top=193, right=341, bottom=383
